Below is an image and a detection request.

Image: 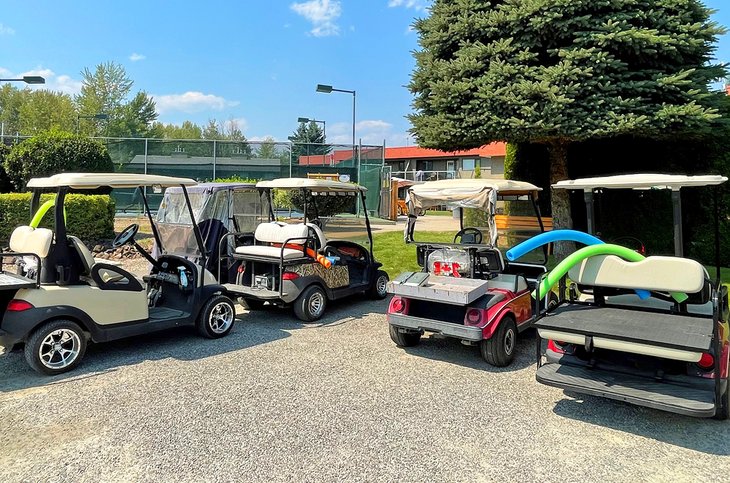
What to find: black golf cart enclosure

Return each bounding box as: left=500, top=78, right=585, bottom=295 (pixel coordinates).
left=0, top=173, right=237, bottom=375
left=220, top=177, right=388, bottom=321
left=155, top=182, right=267, bottom=283
left=534, top=173, right=730, bottom=419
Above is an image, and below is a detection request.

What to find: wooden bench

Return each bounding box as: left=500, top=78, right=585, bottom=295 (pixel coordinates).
left=495, top=215, right=553, bottom=232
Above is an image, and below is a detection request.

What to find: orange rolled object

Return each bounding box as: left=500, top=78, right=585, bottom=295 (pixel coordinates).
left=276, top=243, right=332, bottom=269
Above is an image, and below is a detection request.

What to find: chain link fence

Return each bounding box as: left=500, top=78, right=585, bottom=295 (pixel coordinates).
left=1, top=136, right=384, bottom=214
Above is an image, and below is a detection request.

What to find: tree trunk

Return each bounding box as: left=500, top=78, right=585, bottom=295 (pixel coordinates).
left=548, top=140, right=575, bottom=261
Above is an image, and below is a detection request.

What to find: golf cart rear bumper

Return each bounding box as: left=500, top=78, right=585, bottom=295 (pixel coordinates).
left=222, top=283, right=297, bottom=303
left=388, top=314, right=482, bottom=341
left=536, top=362, right=719, bottom=418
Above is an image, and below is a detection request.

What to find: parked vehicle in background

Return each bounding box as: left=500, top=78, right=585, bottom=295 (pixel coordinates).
left=221, top=178, right=388, bottom=321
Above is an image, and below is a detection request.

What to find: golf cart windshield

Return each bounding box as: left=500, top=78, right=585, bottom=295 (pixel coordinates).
left=156, top=183, right=267, bottom=257
left=405, top=179, right=543, bottom=252
left=260, top=177, right=372, bottom=249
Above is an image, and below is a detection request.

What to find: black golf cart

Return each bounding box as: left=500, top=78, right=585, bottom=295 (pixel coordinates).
left=220, top=178, right=389, bottom=321
left=0, top=173, right=237, bottom=375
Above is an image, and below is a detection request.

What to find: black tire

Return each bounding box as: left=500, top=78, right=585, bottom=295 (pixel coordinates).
left=197, top=295, right=236, bottom=338
left=389, top=324, right=421, bottom=347
left=245, top=299, right=266, bottom=310
left=369, top=270, right=389, bottom=300
left=480, top=315, right=517, bottom=367
left=24, top=319, right=87, bottom=376
left=293, top=285, right=327, bottom=322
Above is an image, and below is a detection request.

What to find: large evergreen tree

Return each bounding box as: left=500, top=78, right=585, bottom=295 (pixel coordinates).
left=289, top=121, right=330, bottom=164
left=409, top=0, right=727, bottom=258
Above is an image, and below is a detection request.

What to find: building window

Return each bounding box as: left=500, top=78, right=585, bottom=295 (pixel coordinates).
left=462, top=158, right=476, bottom=170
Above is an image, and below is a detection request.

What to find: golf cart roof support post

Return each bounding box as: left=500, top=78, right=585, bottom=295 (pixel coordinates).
left=714, top=186, right=720, bottom=283
left=583, top=190, right=595, bottom=235
left=530, top=193, right=549, bottom=260
left=30, top=190, right=41, bottom=219
left=140, top=188, right=164, bottom=256
left=181, top=185, right=207, bottom=286
left=459, top=207, right=464, bottom=231
left=361, top=191, right=374, bottom=256
left=671, top=189, right=683, bottom=257
left=53, top=188, right=70, bottom=284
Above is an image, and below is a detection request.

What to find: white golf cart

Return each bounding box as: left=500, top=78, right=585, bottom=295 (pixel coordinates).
left=220, top=178, right=389, bottom=321
left=0, top=173, right=237, bottom=375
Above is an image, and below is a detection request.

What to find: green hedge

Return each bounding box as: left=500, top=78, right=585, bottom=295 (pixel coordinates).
left=0, top=193, right=115, bottom=246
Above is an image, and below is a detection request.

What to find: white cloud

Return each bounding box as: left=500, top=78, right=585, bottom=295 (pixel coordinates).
left=0, top=23, right=15, bottom=35
left=290, top=0, right=341, bottom=37
left=388, top=0, right=429, bottom=11
left=223, top=117, right=249, bottom=133
left=153, top=91, right=239, bottom=115
left=129, top=53, right=146, bottom=62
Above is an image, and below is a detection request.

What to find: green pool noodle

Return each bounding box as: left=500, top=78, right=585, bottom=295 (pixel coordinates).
left=533, top=244, right=688, bottom=304
left=30, top=198, right=67, bottom=227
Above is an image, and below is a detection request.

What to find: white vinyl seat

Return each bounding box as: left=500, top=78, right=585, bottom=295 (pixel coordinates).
left=306, top=222, right=327, bottom=250
left=234, top=222, right=310, bottom=260
left=9, top=225, right=53, bottom=258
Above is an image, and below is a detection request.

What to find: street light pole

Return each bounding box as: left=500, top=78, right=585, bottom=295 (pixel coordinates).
left=297, top=117, right=326, bottom=141
left=0, top=76, right=46, bottom=85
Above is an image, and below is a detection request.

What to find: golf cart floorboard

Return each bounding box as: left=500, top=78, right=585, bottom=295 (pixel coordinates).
left=536, top=362, right=716, bottom=417
left=0, top=272, right=36, bottom=290
left=535, top=305, right=713, bottom=352
left=222, top=283, right=285, bottom=300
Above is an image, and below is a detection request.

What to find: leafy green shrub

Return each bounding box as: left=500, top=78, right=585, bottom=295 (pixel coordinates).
left=0, top=193, right=115, bottom=246
left=213, top=175, right=258, bottom=183
left=3, top=130, right=113, bottom=190
left=0, top=144, right=12, bottom=193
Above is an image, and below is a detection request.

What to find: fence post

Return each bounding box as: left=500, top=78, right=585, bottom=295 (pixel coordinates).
left=289, top=142, right=293, bottom=178
left=212, top=139, right=217, bottom=180
left=144, top=138, right=148, bottom=174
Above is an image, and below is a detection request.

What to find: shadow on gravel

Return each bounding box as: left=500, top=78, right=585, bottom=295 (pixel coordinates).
left=0, top=297, right=390, bottom=394
left=552, top=397, right=730, bottom=455
left=0, top=314, right=291, bottom=394
left=400, top=328, right=537, bottom=373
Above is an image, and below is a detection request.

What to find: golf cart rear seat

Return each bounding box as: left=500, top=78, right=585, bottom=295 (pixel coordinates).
left=234, top=222, right=313, bottom=261
left=536, top=255, right=713, bottom=361
left=10, top=225, right=53, bottom=258
left=2, top=226, right=53, bottom=289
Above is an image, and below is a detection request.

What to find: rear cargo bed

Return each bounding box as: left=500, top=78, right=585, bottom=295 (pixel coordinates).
left=535, top=304, right=713, bottom=352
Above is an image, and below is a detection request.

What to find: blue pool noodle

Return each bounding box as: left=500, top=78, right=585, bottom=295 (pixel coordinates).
left=506, top=230, right=650, bottom=300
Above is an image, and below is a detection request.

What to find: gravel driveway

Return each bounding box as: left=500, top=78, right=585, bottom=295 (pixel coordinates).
left=1, top=298, right=728, bottom=482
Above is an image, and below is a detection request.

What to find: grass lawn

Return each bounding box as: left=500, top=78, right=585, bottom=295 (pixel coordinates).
left=371, top=231, right=730, bottom=285
left=424, top=210, right=453, bottom=217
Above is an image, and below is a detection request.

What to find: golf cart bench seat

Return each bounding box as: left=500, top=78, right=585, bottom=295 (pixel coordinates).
left=10, top=225, right=53, bottom=258
left=234, top=222, right=324, bottom=261
left=537, top=255, right=712, bottom=362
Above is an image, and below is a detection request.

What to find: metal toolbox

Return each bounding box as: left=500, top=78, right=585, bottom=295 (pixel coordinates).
left=387, top=272, right=490, bottom=306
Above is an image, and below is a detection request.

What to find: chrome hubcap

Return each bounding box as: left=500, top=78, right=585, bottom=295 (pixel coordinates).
left=376, top=276, right=388, bottom=296
left=309, top=292, right=325, bottom=317
left=209, top=302, right=234, bottom=334
left=504, top=328, right=515, bottom=355
left=39, top=329, right=81, bottom=369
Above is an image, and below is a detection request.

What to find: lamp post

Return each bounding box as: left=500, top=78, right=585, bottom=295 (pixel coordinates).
left=297, top=116, right=327, bottom=141
left=77, top=113, right=109, bottom=134
left=316, top=83, right=359, bottom=212
left=0, top=76, right=46, bottom=84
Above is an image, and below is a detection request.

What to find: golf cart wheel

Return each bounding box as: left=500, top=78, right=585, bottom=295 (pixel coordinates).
left=245, top=299, right=266, bottom=310
left=369, top=270, right=390, bottom=300
left=389, top=324, right=421, bottom=347
left=197, top=295, right=236, bottom=339
left=293, top=285, right=327, bottom=322
left=481, top=315, right=517, bottom=367
left=24, top=319, right=87, bottom=376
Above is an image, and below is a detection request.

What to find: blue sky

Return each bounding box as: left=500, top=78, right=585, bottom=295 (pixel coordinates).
left=1, top=0, right=728, bottom=146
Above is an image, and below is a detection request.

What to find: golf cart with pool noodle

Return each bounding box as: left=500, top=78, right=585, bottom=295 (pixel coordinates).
left=0, top=173, right=237, bottom=375
left=528, top=174, right=730, bottom=419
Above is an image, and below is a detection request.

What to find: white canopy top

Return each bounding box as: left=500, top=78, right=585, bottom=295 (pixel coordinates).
left=553, top=173, right=728, bottom=191
left=256, top=177, right=367, bottom=192
left=27, top=173, right=197, bottom=189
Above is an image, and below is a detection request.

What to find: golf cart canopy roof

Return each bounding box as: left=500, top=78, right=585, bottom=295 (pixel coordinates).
left=257, top=177, right=367, bottom=192
left=408, top=178, right=541, bottom=211
left=27, top=173, right=197, bottom=189
left=164, top=181, right=257, bottom=194
left=553, top=174, right=728, bottom=191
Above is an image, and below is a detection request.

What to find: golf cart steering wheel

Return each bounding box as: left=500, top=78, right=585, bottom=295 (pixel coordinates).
left=113, top=223, right=139, bottom=248
left=454, top=227, right=483, bottom=244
